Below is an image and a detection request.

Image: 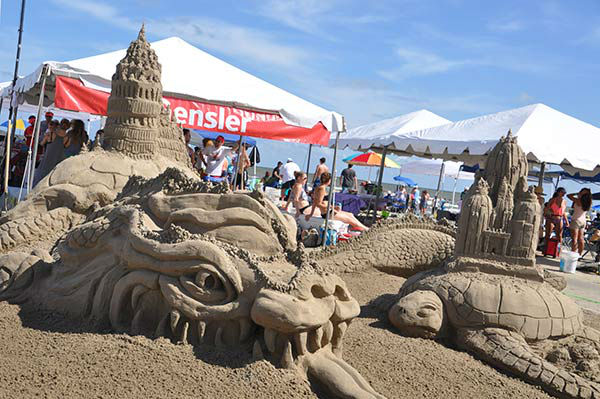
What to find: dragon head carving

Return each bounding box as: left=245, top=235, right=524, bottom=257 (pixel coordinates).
left=0, top=169, right=383, bottom=399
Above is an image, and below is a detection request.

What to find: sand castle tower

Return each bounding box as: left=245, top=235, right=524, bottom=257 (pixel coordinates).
left=103, top=25, right=190, bottom=165
left=455, top=132, right=540, bottom=266
left=482, top=130, right=528, bottom=206
left=455, top=177, right=493, bottom=256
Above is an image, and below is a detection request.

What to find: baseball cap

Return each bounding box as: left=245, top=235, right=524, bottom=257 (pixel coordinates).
left=45, top=111, right=54, bottom=117
left=216, top=135, right=225, bottom=143
left=287, top=157, right=293, bottom=162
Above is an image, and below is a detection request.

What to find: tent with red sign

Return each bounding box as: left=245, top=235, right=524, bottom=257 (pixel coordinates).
left=0, top=36, right=343, bottom=146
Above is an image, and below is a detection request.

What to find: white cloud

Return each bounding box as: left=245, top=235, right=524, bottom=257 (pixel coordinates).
left=378, top=47, right=471, bottom=81
left=487, top=19, right=524, bottom=33
left=254, top=0, right=391, bottom=37
left=49, top=0, right=314, bottom=71
left=517, top=92, right=533, bottom=103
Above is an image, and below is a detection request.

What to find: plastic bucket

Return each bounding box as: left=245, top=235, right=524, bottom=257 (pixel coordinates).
left=559, top=250, right=578, bottom=273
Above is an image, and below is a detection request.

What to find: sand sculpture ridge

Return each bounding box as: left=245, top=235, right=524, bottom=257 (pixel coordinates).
left=0, top=27, right=385, bottom=399
left=316, top=213, right=456, bottom=277
left=388, top=133, right=600, bottom=398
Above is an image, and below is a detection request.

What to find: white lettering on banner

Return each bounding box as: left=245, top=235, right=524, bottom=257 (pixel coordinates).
left=188, top=109, right=204, bottom=126
left=241, top=117, right=251, bottom=133
left=204, top=111, right=217, bottom=129
left=174, top=107, right=187, bottom=124
left=218, top=108, right=225, bottom=130
left=225, top=115, right=240, bottom=131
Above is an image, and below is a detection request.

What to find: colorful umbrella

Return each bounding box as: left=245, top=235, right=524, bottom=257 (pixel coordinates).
left=0, top=119, right=26, bottom=130
left=343, top=152, right=401, bottom=168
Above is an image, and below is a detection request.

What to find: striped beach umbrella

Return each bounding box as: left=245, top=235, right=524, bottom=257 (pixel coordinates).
left=343, top=151, right=401, bottom=168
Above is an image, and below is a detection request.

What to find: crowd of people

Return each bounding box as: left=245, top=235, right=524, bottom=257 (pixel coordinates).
left=265, top=158, right=368, bottom=231
left=6, top=112, right=90, bottom=188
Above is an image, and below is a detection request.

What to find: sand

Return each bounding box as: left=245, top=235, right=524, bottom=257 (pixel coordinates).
left=0, top=268, right=580, bottom=399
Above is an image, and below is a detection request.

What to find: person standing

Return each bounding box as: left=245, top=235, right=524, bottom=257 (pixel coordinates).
left=33, top=120, right=65, bottom=186
left=567, top=188, right=592, bottom=255
left=24, top=115, right=36, bottom=147
left=234, top=143, right=251, bottom=190
left=40, top=111, right=54, bottom=140
left=312, top=157, right=329, bottom=188
left=410, top=186, right=420, bottom=213
left=280, top=158, right=300, bottom=200
left=339, top=164, right=357, bottom=193
left=420, top=190, right=430, bottom=215
left=63, top=119, right=88, bottom=158
left=544, top=187, right=567, bottom=247
left=202, top=135, right=237, bottom=182
left=183, top=128, right=195, bottom=166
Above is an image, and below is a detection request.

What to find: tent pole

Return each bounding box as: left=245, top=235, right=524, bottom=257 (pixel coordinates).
left=537, top=162, right=546, bottom=189
left=4, top=0, right=26, bottom=211
left=305, top=144, right=312, bottom=192
left=28, top=64, right=49, bottom=191
left=232, top=135, right=243, bottom=191
left=433, top=161, right=445, bottom=212
left=253, top=145, right=256, bottom=180
left=322, top=131, right=340, bottom=247
left=371, top=146, right=387, bottom=223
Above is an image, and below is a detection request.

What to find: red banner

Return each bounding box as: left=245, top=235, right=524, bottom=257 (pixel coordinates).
left=54, top=76, right=330, bottom=145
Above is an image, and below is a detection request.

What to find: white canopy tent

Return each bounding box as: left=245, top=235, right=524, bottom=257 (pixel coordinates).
left=399, top=158, right=474, bottom=181
left=361, top=103, right=600, bottom=175
left=333, top=109, right=450, bottom=150
left=0, top=36, right=342, bottom=132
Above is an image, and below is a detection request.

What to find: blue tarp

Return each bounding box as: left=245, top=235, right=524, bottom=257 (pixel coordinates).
left=191, top=130, right=257, bottom=146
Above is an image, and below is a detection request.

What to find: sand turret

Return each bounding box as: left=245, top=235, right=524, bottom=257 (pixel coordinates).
left=103, top=25, right=190, bottom=165
left=455, top=177, right=493, bottom=256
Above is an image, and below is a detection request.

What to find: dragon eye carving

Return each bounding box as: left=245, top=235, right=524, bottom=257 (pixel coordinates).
left=178, top=263, right=235, bottom=304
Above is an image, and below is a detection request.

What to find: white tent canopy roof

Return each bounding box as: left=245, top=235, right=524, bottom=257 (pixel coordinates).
left=1, top=36, right=342, bottom=132
left=366, top=103, right=600, bottom=175
left=399, top=158, right=474, bottom=181
left=335, top=109, right=450, bottom=149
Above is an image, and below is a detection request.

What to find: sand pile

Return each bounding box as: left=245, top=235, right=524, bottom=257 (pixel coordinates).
left=0, top=267, right=568, bottom=399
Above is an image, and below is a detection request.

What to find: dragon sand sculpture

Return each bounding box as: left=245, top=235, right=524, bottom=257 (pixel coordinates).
left=0, top=27, right=385, bottom=399
left=389, top=133, right=600, bottom=399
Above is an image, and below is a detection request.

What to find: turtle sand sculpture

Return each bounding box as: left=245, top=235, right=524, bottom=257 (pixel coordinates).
left=0, top=27, right=384, bottom=399
left=388, top=134, right=597, bottom=398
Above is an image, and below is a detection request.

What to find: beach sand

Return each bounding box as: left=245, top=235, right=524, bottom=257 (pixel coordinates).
left=1, top=268, right=590, bottom=399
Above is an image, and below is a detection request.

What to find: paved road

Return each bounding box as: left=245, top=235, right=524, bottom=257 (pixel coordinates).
left=538, top=255, right=600, bottom=313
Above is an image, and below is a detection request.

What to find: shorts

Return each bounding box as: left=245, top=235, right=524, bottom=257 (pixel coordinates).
left=299, top=205, right=311, bottom=214
left=546, top=215, right=562, bottom=225
left=281, top=180, right=294, bottom=191
left=313, top=179, right=321, bottom=188
left=572, top=219, right=586, bottom=230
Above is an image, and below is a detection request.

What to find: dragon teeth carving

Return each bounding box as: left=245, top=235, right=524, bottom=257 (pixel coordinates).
left=252, top=340, right=264, bottom=360
left=215, top=326, right=225, bottom=348
left=197, top=321, right=206, bottom=343
left=239, top=318, right=252, bottom=343
left=322, top=320, right=334, bottom=347
left=264, top=328, right=277, bottom=353
left=180, top=321, right=189, bottom=344
left=294, top=331, right=308, bottom=356
left=309, top=326, right=324, bottom=352
left=280, top=340, right=294, bottom=369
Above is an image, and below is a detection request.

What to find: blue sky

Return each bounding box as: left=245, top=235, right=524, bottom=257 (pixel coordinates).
left=1, top=0, right=599, bottom=194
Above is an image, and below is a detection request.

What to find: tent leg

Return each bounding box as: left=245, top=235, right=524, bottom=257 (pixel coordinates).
left=232, top=135, right=243, bottom=191
left=371, top=146, right=387, bottom=223
left=3, top=0, right=26, bottom=211
left=433, top=161, right=445, bottom=213
left=537, top=162, right=546, bottom=188
left=305, top=143, right=312, bottom=192
left=322, top=131, right=340, bottom=247
left=451, top=176, right=459, bottom=205
left=28, top=64, right=49, bottom=191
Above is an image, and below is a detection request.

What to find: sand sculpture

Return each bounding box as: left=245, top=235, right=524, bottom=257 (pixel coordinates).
left=388, top=134, right=600, bottom=398
left=316, top=214, right=456, bottom=277
left=1, top=25, right=193, bottom=229
left=0, top=27, right=385, bottom=399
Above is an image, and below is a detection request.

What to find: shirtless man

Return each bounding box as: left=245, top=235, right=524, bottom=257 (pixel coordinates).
left=312, top=157, right=329, bottom=188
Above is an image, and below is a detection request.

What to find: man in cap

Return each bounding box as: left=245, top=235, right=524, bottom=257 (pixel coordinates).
left=202, top=135, right=238, bottom=182
left=40, top=111, right=54, bottom=138
left=24, top=115, right=36, bottom=147
left=280, top=157, right=300, bottom=200
left=183, top=128, right=195, bottom=165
